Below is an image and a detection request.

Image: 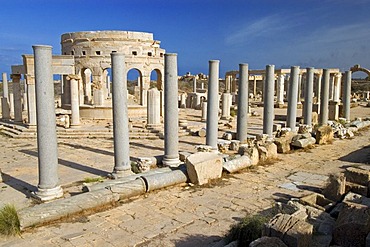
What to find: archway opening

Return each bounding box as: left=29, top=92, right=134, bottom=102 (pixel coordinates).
left=127, top=68, right=142, bottom=105
left=150, top=69, right=162, bottom=90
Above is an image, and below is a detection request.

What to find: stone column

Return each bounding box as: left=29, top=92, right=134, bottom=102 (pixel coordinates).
left=141, top=89, right=148, bottom=106
left=201, top=101, right=207, bottom=122
left=67, top=75, right=81, bottom=127
left=206, top=60, right=220, bottom=150
left=297, top=74, right=302, bottom=104
left=237, top=63, right=249, bottom=142
left=343, top=71, right=351, bottom=121
left=33, top=45, right=63, bottom=201
left=147, top=88, right=161, bottom=128
left=111, top=52, right=131, bottom=176
left=11, top=74, right=23, bottom=123
left=319, top=69, right=330, bottom=125
left=221, top=93, right=231, bottom=119
left=277, top=74, right=285, bottom=105
left=329, top=75, right=334, bottom=101
left=9, top=93, right=14, bottom=118
left=23, top=92, right=28, bottom=112
left=333, top=73, right=342, bottom=102
left=316, top=73, right=322, bottom=104
left=180, top=93, right=187, bottom=108
left=26, top=76, right=37, bottom=127
left=303, top=67, right=314, bottom=126
left=193, top=77, right=197, bottom=93
left=225, top=75, right=231, bottom=93
left=1, top=73, right=10, bottom=120
left=163, top=54, right=180, bottom=166
left=84, top=69, right=92, bottom=104
left=286, top=66, right=300, bottom=131
left=263, top=65, right=275, bottom=137
left=253, top=76, right=257, bottom=97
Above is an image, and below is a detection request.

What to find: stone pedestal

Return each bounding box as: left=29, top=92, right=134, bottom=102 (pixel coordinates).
left=179, top=93, right=187, bottom=108
left=329, top=101, right=339, bottom=121
left=68, top=75, right=81, bottom=127
left=147, top=88, right=161, bottom=128
left=32, top=45, right=63, bottom=201
left=93, top=89, right=105, bottom=106
left=221, top=93, right=231, bottom=120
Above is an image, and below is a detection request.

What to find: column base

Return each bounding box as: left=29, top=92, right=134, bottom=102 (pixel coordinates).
left=70, top=124, right=81, bottom=129
left=162, top=157, right=181, bottom=167
left=109, top=169, right=134, bottom=179
left=32, top=186, right=64, bottom=202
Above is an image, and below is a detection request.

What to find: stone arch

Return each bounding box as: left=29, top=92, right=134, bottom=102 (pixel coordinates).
left=127, top=67, right=143, bottom=105
left=350, top=64, right=370, bottom=78
left=150, top=68, right=163, bottom=90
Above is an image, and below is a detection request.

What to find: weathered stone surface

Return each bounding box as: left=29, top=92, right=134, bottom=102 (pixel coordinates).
left=274, top=132, right=295, bottom=153
left=186, top=152, right=223, bottom=185
left=345, top=181, right=368, bottom=196
left=218, top=140, right=231, bottom=153
left=291, top=137, right=316, bottom=148
left=315, top=126, right=333, bottom=145
left=195, top=145, right=213, bottom=152
left=345, top=166, right=370, bottom=186
left=258, top=142, right=277, bottom=161
left=249, top=236, right=287, bottom=247
left=264, top=213, right=313, bottom=247
left=333, top=202, right=370, bottom=247
left=223, top=155, right=252, bottom=173
left=238, top=145, right=259, bottom=165
left=299, top=193, right=334, bottom=211
left=229, top=140, right=240, bottom=151
left=179, top=152, right=192, bottom=162
left=322, top=173, right=346, bottom=201
left=222, top=132, right=233, bottom=141
left=198, top=127, right=207, bottom=137
left=298, top=124, right=312, bottom=134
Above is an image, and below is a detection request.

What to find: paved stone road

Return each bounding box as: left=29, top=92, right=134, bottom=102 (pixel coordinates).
left=1, top=106, right=370, bottom=246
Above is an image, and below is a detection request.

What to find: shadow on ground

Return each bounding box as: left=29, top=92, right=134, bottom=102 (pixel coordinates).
left=339, top=144, right=370, bottom=164
left=1, top=172, right=36, bottom=196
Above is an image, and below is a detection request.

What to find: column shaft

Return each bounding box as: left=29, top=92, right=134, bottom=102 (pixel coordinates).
left=163, top=54, right=180, bottom=166
left=277, top=74, right=285, bottom=104
left=263, top=65, right=275, bottom=137
left=69, top=76, right=80, bottom=126
left=206, top=60, right=220, bottom=150
left=303, top=67, right=314, bottom=126
left=12, top=74, right=23, bottom=122
left=1, top=73, right=10, bottom=119
left=237, top=63, right=249, bottom=142
left=343, top=71, right=352, bottom=121
left=286, top=66, right=300, bottom=131
left=319, top=69, right=330, bottom=125
left=33, top=45, right=63, bottom=201
left=111, top=53, right=131, bottom=175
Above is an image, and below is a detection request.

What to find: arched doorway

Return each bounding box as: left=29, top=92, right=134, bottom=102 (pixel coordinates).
left=150, top=69, right=163, bottom=90
left=127, top=68, right=143, bottom=105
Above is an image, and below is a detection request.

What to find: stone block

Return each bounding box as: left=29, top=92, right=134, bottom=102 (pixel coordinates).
left=273, top=124, right=282, bottom=132
left=345, top=166, right=370, bottom=186
left=315, top=126, right=333, bottom=145
left=222, top=132, right=233, bottom=140
left=299, top=193, right=334, bottom=211
left=343, top=192, right=370, bottom=207
left=229, top=140, right=240, bottom=151
left=345, top=181, right=368, bottom=196
left=185, top=152, right=223, bottom=185
left=274, top=132, right=295, bottom=153
left=217, top=140, right=231, bottom=153
left=333, top=202, right=370, bottom=247
left=322, top=173, right=346, bottom=201
left=238, top=144, right=259, bottom=165
left=179, top=152, right=192, bottom=162
left=291, top=137, right=316, bottom=149
left=249, top=236, right=288, bottom=247
left=264, top=213, right=313, bottom=247
left=298, top=124, right=312, bottom=134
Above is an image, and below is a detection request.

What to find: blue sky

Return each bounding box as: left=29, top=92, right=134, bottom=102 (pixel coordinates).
left=1, top=0, right=370, bottom=79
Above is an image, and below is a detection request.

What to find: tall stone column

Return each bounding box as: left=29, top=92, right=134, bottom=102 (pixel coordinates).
left=1, top=72, right=10, bottom=120
left=84, top=69, right=92, bottom=104
left=303, top=67, right=314, bottom=126
left=297, top=74, right=302, bottom=104
left=286, top=66, right=300, bottom=131
left=333, top=73, right=342, bottom=102
left=26, top=76, right=37, bottom=127
left=33, top=45, right=63, bottom=201
left=319, top=69, right=330, bottom=125
left=23, top=92, right=28, bottom=112
left=206, top=60, right=220, bottom=151
left=9, top=93, right=14, bottom=118
left=163, top=54, right=180, bottom=166
left=343, top=71, right=352, bottom=121
left=147, top=88, right=161, bottom=128
left=329, top=75, right=335, bottom=101
left=193, top=77, right=197, bottom=93
left=179, top=93, right=187, bottom=108
left=201, top=101, right=207, bottom=122
left=277, top=74, right=285, bottom=105
left=316, top=73, right=322, bottom=104
left=225, top=75, right=231, bottom=93
left=263, top=65, right=275, bottom=137
left=111, top=53, right=131, bottom=176
left=221, top=93, right=231, bottom=119
left=237, top=63, right=249, bottom=143
left=67, top=75, right=81, bottom=127
left=253, top=76, right=257, bottom=97
left=11, top=74, right=23, bottom=123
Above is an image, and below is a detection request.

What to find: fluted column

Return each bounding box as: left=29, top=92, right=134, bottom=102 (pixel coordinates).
left=206, top=60, right=220, bottom=150
left=163, top=54, right=180, bottom=166
left=237, top=63, right=249, bottom=142
left=33, top=45, right=63, bottom=201
left=303, top=67, right=314, bottom=126
left=286, top=66, right=300, bottom=131
left=263, top=65, right=275, bottom=137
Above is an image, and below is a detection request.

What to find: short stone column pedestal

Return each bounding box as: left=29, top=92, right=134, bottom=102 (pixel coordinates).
left=179, top=93, right=187, bottom=108
left=221, top=93, right=231, bottom=120
left=343, top=71, right=352, bottom=121
left=163, top=54, right=180, bottom=167
left=286, top=66, right=300, bottom=132
left=93, top=88, right=105, bottom=106
left=33, top=45, right=63, bottom=201
left=201, top=101, right=207, bottom=122
left=141, top=89, right=148, bottom=106
left=303, top=67, right=314, bottom=126
left=111, top=53, right=132, bottom=177
left=1, top=72, right=10, bottom=120
left=319, top=69, right=330, bottom=125
left=67, top=75, right=81, bottom=127
left=11, top=74, right=23, bottom=123
left=147, top=88, right=161, bottom=128
left=329, top=101, right=339, bottom=120
left=263, top=65, right=275, bottom=137
left=206, top=60, right=220, bottom=151
left=237, top=63, right=249, bottom=143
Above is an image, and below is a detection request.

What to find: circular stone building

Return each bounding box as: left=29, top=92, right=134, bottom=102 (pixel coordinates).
left=61, top=30, right=165, bottom=106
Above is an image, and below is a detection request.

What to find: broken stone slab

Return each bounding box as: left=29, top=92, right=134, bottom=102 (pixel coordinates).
left=299, top=193, right=334, bottom=211
left=343, top=192, right=370, bottom=207
left=223, top=155, right=252, bottom=173
left=263, top=213, right=313, bottom=247
left=179, top=151, right=192, bottom=162
left=333, top=202, right=370, bottom=247
left=274, top=131, right=295, bottom=153
left=249, top=236, right=287, bottom=247
left=229, top=140, right=240, bottom=151
left=345, top=181, right=368, bottom=196
left=186, top=152, right=223, bottom=185
left=345, top=166, right=370, bottom=186
left=322, top=173, right=346, bottom=202
left=238, top=144, right=259, bottom=165
left=195, top=145, right=213, bottom=152
left=258, top=142, right=277, bottom=161
left=298, top=124, right=312, bottom=134
left=315, top=126, right=333, bottom=145
left=273, top=123, right=282, bottom=132
left=218, top=139, right=231, bottom=153
left=291, top=137, right=316, bottom=148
